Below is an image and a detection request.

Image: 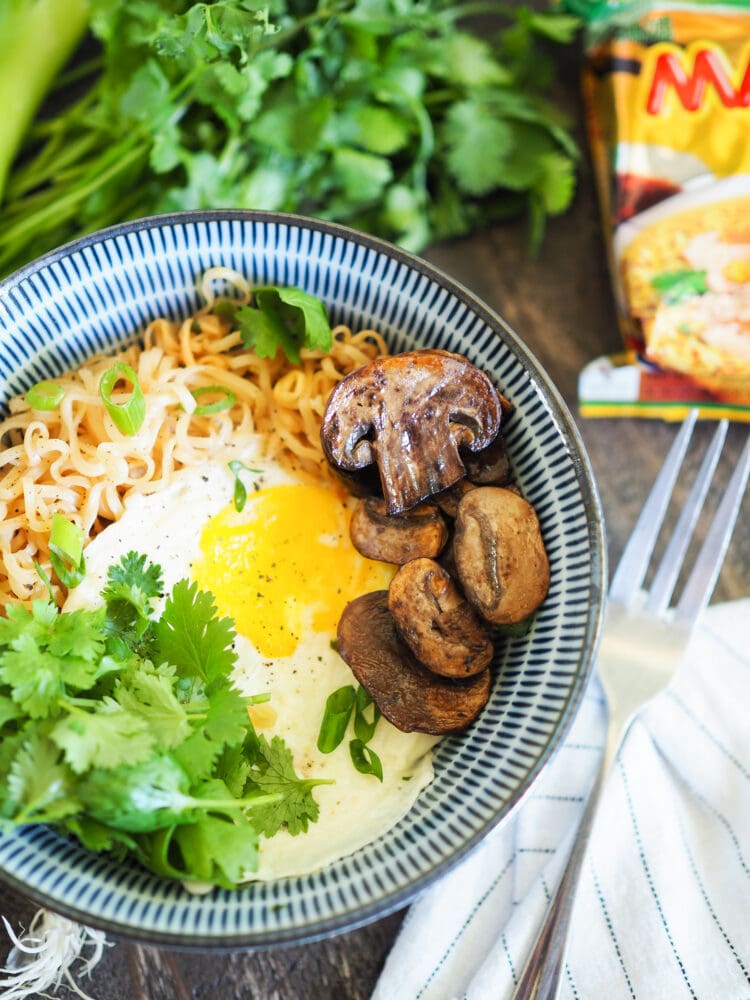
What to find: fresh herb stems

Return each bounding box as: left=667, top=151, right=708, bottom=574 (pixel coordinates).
left=0, top=0, right=580, bottom=276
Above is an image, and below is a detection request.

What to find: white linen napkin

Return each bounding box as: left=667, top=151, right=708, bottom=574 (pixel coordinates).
left=372, top=599, right=750, bottom=1000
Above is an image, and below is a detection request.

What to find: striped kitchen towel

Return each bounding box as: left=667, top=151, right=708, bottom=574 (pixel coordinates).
left=372, top=599, right=750, bottom=1000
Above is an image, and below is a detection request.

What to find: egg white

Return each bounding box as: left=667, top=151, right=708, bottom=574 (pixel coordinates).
left=66, top=434, right=437, bottom=879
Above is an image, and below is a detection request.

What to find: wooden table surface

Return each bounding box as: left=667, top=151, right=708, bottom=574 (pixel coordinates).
left=2, top=56, right=749, bottom=1000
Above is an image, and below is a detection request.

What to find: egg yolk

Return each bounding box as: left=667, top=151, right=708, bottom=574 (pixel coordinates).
left=192, top=482, right=393, bottom=657
left=724, top=259, right=750, bottom=284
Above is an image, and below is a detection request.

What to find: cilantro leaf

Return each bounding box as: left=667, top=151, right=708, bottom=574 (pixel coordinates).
left=0, top=730, right=25, bottom=821
left=534, top=151, right=577, bottom=215
left=103, top=550, right=164, bottom=615
left=47, top=609, right=107, bottom=664
left=236, top=285, right=333, bottom=364
left=0, top=694, right=21, bottom=731
left=114, top=663, right=192, bottom=750
left=203, top=680, right=250, bottom=747
left=235, top=303, right=295, bottom=361
left=170, top=729, right=223, bottom=784
left=0, top=599, right=57, bottom=646
left=214, top=730, right=259, bottom=798
left=63, top=814, right=137, bottom=857
left=50, top=697, right=156, bottom=773
left=331, top=148, right=393, bottom=205
left=421, top=32, right=512, bottom=87
left=441, top=100, right=515, bottom=197
left=0, top=637, right=103, bottom=718
left=103, top=550, right=164, bottom=652
left=77, top=754, right=194, bottom=833
left=249, top=735, right=331, bottom=837
left=154, top=578, right=237, bottom=684
left=138, top=802, right=259, bottom=887
left=165, top=811, right=259, bottom=887
left=171, top=678, right=249, bottom=782
left=344, top=105, right=411, bottom=156
left=1, top=636, right=69, bottom=718
left=6, top=731, right=80, bottom=824
left=0, top=602, right=109, bottom=717
left=651, top=269, right=709, bottom=304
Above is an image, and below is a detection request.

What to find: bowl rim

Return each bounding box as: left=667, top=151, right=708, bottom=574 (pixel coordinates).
left=0, top=209, right=607, bottom=949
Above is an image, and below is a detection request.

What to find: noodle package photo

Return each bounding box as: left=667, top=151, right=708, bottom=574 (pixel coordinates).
left=571, top=0, right=750, bottom=420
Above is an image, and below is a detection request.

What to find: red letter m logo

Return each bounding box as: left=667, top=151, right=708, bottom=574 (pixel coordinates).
left=647, top=48, right=750, bottom=114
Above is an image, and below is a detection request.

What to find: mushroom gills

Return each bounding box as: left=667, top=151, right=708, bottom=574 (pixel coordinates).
left=320, top=350, right=503, bottom=514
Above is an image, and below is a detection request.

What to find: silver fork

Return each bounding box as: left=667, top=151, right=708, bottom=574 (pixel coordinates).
left=513, top=410, right=750, bottom=1000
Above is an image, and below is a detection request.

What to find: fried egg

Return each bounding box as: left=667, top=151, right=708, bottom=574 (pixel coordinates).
left=66, top=433, right=438, bottom=879
left=684, top=230, right=750, bottom=294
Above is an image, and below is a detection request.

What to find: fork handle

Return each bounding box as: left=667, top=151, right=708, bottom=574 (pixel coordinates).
left=511, top=715, right=629, bottom=1000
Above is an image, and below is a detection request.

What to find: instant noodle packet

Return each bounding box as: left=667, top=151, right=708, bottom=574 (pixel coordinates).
left=571, top=0, right=750, bottom=421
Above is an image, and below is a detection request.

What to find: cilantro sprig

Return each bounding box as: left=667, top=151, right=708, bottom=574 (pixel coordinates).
left=0, top=1, right=580, bottom=276
left=235, top=285, right=333, bottom=363
left=0, top=552, right=328, bottom=887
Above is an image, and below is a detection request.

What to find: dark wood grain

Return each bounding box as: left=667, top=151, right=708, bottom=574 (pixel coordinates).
left=2, top=57, right=749, bottom=1000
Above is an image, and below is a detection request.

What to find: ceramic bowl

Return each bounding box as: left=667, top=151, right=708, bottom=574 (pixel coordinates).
left=0, top=211, right=605, bottom=947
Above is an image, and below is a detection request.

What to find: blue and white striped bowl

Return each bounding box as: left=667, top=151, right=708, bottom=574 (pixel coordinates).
left=0, top=212, right=606, bottom=947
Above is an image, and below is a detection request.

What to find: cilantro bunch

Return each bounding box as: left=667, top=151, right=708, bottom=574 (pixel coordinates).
left=0, top=553, right=328, bottom=888
left=0, top=0, right=580, bottom=276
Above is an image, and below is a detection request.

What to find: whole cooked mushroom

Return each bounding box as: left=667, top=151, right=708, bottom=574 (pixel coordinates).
left=337, top=591, right=491, bottom=734
left=350, top=497, right=449, bottom=564
left=462, top=431, right=512, bottom=486
left=387, top=558, right=493, bottom=677
left=453, top=486, right=550, bottom=625
left=320, top=349, right=503, bottom=514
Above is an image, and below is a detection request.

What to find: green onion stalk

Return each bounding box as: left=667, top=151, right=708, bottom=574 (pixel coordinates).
left=0, top=0, right=90, bottom=205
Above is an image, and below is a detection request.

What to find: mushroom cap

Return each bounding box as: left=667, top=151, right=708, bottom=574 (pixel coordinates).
left=388, top=558, right=494, bottom=677
left=350, top=497, right=449, bottom=564
left=321, top=349, right=503, bottom=514
left=337, top=591, right=492, bottom=734
left=453, top=486, right=550, bottom=625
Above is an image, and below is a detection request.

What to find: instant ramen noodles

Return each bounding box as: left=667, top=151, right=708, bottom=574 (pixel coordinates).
left=570, top=0, right=750, bottom=420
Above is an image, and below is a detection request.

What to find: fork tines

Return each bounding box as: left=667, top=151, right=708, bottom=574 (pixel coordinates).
left=608, top=410, right=750, bottom=620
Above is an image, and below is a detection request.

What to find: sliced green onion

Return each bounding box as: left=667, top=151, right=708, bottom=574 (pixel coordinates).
left=211, top=300, right=238, bottom=321
left=353, top=685, right=381, bottom=744
left=26, top=380, right=64, bottom=411
left=247, top=692, right=271, bottom=705
left=230, top=461, right=247, bottom=511
left=50, top=513, right=83, bottom=565
left=191, top=385, right=236, bottom=416
left=49, top=513, right=86, bottom=589
left=99, top=361, right=145, bottom=435
left=349, top=739, right=383, bottom=782
left=33, top=560, right=55, bottom=601
left=317, top=684, right=355, bottom=754
left=228, top=460, right=262, bottom=512
left=494, top=616, right=534, bottom=638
